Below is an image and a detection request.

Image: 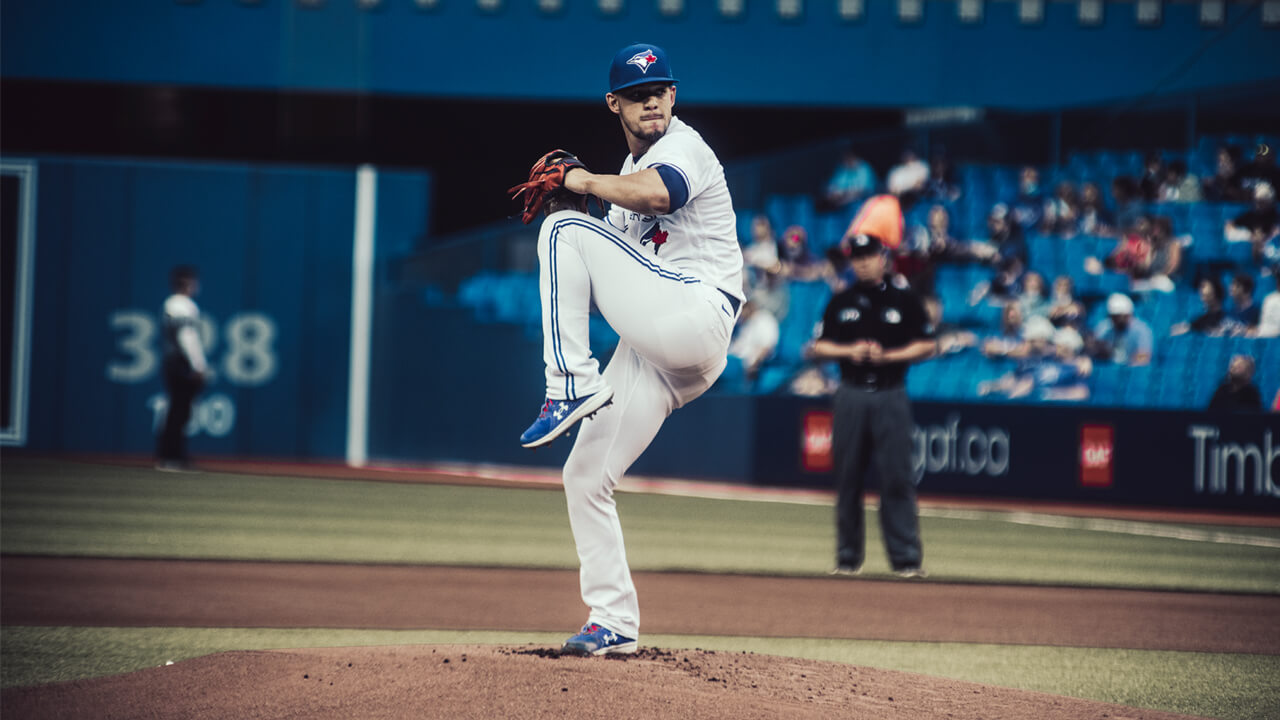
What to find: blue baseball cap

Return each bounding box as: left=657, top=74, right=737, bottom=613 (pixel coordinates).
left=609, top=43, right=679, bottom=94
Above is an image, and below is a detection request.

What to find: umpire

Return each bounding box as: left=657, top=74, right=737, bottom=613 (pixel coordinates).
left=811, top=233, right=937, bottom=578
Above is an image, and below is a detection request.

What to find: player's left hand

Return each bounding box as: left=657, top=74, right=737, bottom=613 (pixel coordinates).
left=508, top=149, right=592, bottom=224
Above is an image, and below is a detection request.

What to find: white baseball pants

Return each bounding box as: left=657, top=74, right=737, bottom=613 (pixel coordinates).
left=537, top=210, right=736, bottom=638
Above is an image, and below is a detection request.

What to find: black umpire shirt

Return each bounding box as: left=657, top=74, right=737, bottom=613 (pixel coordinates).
left=818, top=278, right=934, bottom=390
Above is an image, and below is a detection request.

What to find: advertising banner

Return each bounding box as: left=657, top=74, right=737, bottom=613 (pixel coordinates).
left=756, top=396, right=1280, bottom=512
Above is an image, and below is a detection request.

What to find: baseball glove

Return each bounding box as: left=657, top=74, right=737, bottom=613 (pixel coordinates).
left=508, top=149, right=591, bottom=224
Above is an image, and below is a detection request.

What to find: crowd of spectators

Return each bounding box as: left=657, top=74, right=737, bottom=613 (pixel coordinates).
left=725, top=138, right=1280, bottom=409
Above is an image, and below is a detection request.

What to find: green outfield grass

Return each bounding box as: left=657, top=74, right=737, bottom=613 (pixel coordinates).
left=3, top=457, right=1279, bottom=720
left=3, top=627, right=1277, bottom=720
left=3, top=458, right=1278, bottom=592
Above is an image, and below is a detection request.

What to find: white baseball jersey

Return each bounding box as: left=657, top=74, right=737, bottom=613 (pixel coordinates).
left=532, top=114, right=743, bottom=640
left=162, top=294, right=207, bottom=374
left=607, top=116, right=744, bottom=305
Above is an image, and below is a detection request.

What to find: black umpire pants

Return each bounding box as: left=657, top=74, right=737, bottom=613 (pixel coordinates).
left=831, top=384, right=923, bottom=570
left=156, top=359, right=204, bottom=464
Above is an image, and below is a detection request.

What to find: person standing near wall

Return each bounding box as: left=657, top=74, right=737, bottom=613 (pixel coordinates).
left=156, top=265, right=208, bottom=471
left=810, top=233, right=937, bottom=578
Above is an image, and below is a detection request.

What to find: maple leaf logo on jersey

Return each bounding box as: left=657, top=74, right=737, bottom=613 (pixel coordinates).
left=641, top=223, right=668, bottom=254
left=627, top=50, right=659, bottom=74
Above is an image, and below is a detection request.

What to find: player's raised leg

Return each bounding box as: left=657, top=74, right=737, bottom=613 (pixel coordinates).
left=541, top=211, right=734, bottom=373
left=520, top=211, right=616, bottom=448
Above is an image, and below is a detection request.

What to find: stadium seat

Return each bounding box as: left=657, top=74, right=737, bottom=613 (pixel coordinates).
left=1089, top=364, right=1125, bottom=407
left=1143, top=293, right=1179, bottom=337
left=737, top=211, right=757, bottom=245
left=765, top=194, right=816, bottom=237
left=494, top=273, right=540, bottom=324
left=1192, top=361, right=1227, bottom=408
left=1263, top=338, right=1280, bottom=372
left=812, top=213, right=846, bottom=253
left=1026, top=234, right=1059, bottom=277
left=1060, top=241, right=1091, bottom=284
left=931, top=354, right=977, bottom=400
left=1224, top=241, right=1255, bottom=267
left=754, top=364, right=795, bottom=394
left=458, top=272, right=501, bottom=321
left=715, top=355, right=748, bottom=394
left=907, top=360, right=937, bottom=397
left=1198, top=336, right=1232, bottom=378
left=1121, top=366, right=1156, bottom=407
left=773, top=280, right=830, bottom=365
left=1155, top=365, right=1194, bottom=408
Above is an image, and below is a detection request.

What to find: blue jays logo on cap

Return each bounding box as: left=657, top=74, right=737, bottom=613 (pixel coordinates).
left=609, top=43, right=679, bottom=93
left=627, top=49, right=659, bottom=73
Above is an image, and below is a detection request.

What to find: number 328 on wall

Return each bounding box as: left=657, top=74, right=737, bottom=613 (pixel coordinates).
left=106, top=310, right=278, bottom=386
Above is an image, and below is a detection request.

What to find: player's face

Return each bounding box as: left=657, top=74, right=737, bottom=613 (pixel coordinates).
left=608, top=83, right=675, bottom=147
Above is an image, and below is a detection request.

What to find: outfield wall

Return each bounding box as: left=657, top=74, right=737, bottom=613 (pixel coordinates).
left=10, top=156, right=430, bottom=459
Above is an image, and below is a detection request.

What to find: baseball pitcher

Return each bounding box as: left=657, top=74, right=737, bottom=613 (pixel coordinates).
left=508, top=43, right=744, bottom=655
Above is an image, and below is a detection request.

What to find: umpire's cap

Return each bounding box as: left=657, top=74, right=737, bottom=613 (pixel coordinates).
left=847, top=233, right=884, bottom=258
left=609, top=44, right=679, bottom=94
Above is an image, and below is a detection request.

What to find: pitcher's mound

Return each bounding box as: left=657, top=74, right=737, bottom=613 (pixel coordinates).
left=2, top=644, right=1199, bottom=719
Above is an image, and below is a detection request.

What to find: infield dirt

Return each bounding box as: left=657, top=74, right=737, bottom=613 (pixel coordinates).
left=2, top=644, right=1208, bottom=720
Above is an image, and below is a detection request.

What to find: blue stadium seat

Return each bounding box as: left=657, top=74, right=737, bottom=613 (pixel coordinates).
left=1143, top=293, right=1180, bottom=337
left=1076, top=271, right=1130, bottom=299
left=494, top=273, right=540, bottom=324
left=737, top=211, right=757, bottom=245
left=755, top=364, right=794, bottom=394
left=907, top=359, right=937, bottom=397
left=715, top=355, right=749, bottom=394
left=1259, top=354, right=1280, bottom=409
left=773, top=280, right=831, bottom=364
left=458, top=272, right=501, bottom=321
left=969, top=301, right=1004, bottom=329
left=1089, top=364, right=1125, bottom=407
left=1198, top=336, right=1232, bottom=377
left=812, top=213, right=846, bottom=253
left=1192, top=361, right=1226, bottom=408
left=1155, top=365, right=1194, bottom=408
left=1263, top=338, right=1280, bottom=371
left=1121, top=366, right=1157, bottom=407
left=1158, top=333, right=1199, bottom=365
left=1026, top=234, right=1060, bottom=277
left=1224, top=241, right=1255, bottom=267
left=1060, top=240, right=1091, bottom=284
left=765, top=195, right=817, bottom=237
left=932, top=354, right=980, bottom=400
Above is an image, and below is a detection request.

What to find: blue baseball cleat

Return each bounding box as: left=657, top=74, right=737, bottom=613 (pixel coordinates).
left=520, top=389, right=613, bottom=448
left=562, top=623, right=638, bottom=656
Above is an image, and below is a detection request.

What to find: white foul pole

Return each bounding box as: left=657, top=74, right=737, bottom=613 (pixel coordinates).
left=346, top=164, right=377, bottom=467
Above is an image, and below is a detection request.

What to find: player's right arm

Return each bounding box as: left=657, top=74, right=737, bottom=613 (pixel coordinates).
left=566, top=167, right=670, bottom=216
